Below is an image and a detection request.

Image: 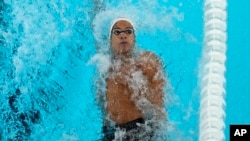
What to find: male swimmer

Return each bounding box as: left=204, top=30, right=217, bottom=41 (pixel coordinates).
left=102, top=18, right=166, bottom=141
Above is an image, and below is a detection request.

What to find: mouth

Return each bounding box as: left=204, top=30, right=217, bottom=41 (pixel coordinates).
left=120, top=41, right=128, bottom=45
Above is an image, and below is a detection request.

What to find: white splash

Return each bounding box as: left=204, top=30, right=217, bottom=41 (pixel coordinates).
left=88, top=53, right=111, bottom=74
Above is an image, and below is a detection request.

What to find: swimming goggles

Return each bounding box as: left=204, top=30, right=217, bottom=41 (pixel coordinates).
left=112, top=28, right=134, bottom=35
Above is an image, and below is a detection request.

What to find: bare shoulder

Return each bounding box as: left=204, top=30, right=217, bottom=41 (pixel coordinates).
left=137, top=51, right=160, bottom=62
left=136, top=51, right=162, bottom=80
left=137, top=51, right=162, bottom=69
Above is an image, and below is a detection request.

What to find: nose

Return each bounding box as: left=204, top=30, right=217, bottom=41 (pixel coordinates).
left=119, top=32, right=127, bottom=39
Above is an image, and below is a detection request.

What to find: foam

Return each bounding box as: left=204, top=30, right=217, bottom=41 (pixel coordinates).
left=88, top=53, right=111, bottom=75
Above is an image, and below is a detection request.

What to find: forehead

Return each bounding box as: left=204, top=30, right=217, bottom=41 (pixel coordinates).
left=112, top=20, right=134, bottom=29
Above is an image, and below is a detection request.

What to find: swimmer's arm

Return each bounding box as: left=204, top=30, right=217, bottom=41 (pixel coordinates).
left=137, top=52, right=160, bottom=80
left=148, top=76, right=165, bottom=107
left=137, top=52, right=165, bottom=108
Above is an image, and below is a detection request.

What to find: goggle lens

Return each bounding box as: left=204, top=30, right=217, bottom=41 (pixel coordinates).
left=112, top=29, right=134, bottom=35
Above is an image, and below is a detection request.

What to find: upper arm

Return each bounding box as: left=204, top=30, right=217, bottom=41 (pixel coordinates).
left=137, top=51, right=163, bottom=81
left=136, top=51, right=166, bottom=107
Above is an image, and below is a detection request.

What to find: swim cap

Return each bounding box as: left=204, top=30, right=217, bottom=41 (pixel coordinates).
left=109, top=17, right=136, bottom=37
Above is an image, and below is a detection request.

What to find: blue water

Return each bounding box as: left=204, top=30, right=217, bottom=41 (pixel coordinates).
left=0, top=0, right=249, bottom=141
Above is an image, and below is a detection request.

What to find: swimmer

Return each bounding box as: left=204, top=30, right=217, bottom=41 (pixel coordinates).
left=102, top=18, right=166, bottom=141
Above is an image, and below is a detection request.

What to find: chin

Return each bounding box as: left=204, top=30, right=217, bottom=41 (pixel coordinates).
left=122, top=49, right=133, bottom=55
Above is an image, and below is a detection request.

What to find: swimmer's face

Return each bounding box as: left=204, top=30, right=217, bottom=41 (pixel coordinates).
left=110, top=20, right=135, bottom=55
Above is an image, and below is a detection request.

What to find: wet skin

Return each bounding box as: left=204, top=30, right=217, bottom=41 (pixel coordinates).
left=106, top=20, right=165, bottom=125
left=110, top=20, right=135, bottom=56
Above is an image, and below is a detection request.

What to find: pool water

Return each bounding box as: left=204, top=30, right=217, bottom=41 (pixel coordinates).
left=0, top=0, right=249, bottom=141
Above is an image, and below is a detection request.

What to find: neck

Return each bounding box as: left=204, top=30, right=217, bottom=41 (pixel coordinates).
left=113, top=52, right=133, bottom=61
